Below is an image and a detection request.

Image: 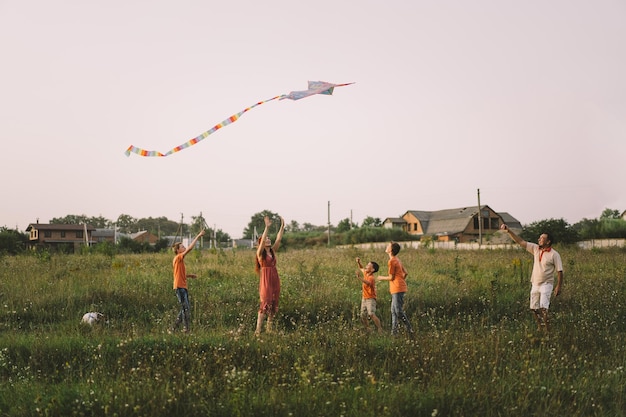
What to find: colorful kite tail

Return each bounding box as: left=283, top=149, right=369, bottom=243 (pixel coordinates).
left=125, top=81, right=353, bottom=157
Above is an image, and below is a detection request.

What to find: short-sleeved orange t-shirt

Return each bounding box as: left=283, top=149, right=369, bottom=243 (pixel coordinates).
left=173, top=253, right=187, bottom=289
left=387, top=257, right=408, bottom=294
left=362, top=273, right=377, bottom=300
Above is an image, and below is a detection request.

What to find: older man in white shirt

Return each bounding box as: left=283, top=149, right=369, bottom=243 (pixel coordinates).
left=501, top=224, right=564, bottom=332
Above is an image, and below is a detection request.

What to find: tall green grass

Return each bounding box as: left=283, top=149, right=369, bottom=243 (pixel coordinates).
left=1, top=246, right=625, bottom=416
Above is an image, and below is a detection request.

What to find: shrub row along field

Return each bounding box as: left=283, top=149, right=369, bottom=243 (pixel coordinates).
left=1, top=246, right=625, bottom=416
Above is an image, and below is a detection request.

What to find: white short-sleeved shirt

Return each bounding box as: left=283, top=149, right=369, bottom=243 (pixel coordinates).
left=526, top=242, right=563, bottom=286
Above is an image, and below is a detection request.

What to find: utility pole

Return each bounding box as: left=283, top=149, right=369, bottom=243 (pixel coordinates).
left=477, top=188, right=482, bottom=246
left=198, top=211, right=205, bottom=248
left=327, top=201, right=331, bottom=246
left=175, top=213, right=184, bottom=244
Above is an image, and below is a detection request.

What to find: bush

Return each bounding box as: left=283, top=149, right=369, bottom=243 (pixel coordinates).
left=0, top=227, right=29, bottom=255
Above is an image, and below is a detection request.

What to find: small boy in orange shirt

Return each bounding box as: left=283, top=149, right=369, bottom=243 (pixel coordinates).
left=356, top=257, right=383, bottom=334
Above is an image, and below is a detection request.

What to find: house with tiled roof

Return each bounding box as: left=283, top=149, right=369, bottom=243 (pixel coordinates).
left=383, top=205, right=522, bottom=243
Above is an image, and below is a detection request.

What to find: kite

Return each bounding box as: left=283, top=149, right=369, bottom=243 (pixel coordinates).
left=124, top=81, right=354, bottom=157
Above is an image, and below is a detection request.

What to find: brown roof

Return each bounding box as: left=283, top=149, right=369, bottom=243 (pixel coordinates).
left=26, top=223, right=96, bottom=231
left=405, top=206, right=520, bottom=236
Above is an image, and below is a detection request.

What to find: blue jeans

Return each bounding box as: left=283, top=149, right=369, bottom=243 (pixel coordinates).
left=174, top=288, right=190, bottom=330
left=391, top=292, right=413, bottom=335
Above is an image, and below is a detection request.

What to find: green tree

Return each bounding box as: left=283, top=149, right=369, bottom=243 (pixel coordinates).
left=149, top=217, right=180, bottom=236
left=50, top=214, right=111, bottom=228
left=189, top=214, right=232, bottom=243
left=125, top=216, right=182, bottom=237
left=88, top=215, right=112, bottom=228
left=572, top=218, right=600, bottom=240
left=573, top=209, right=626, bottom=239
left=336, top=218, right=352, bottom=233
left=243, top=210, right=281, bottom=239
left=0, top=227, right=28, bottom=255
left=215, top=229, right=231, bottom=243
left=600, top=208, right=621, bottom=220
left=154, top=238, right=171, bottom=252
left=598, top=218, right=626, bottom=238
left=361, top=216, right=382, bottom=227
left=91, top=241, right=116, bottom=257
left=190, top=213, right=210, bottom=236
left=190, top=213, right=231, bottom=244
left=521, top=218, right=579, bottom=245
left=286, top=220, right=300, bottom=232
left=133, top=216, right=193, bottom=239
left=50, top=214, right=88, bottom=224
left=117, top=237, right=152, bottom=254
left=116, top=214, right=137, bottom=233
left=135, top=217, right=165, bottom=236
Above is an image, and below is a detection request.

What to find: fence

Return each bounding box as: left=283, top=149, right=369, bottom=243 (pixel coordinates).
left=340, top=241, right=519, bottom=250
left=576, top=239, right=626, bottom=249
left=343, top=239, right=626, bottom=250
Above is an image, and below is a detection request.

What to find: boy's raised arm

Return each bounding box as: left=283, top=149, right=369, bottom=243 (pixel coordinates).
left=183, top=230, right=205, bottom=257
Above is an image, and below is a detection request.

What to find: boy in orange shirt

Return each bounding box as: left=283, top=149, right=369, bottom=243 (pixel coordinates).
left=377, top=241, right=415, bottom=337
left=356, top=257, right=383, bottom=334
left=171, top=230, right=205, bottom=333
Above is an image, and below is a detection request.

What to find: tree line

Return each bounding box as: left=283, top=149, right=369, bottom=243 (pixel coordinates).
left=1, top=208, right=625, bottom=255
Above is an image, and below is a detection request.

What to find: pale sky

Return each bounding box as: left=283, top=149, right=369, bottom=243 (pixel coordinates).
left=2, top=0, right=625, bottom=238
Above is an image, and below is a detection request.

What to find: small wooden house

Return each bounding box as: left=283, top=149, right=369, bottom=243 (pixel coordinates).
left=382, top=217, right=406, bottom=230
left=26, top=222, right=96, bottom=252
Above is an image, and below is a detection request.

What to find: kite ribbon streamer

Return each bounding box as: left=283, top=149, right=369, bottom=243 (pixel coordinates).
left=125, top=81, right=353, bottom=157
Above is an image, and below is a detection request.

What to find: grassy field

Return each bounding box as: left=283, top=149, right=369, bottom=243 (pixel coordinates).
left=1, top=245, right=625, bottom=416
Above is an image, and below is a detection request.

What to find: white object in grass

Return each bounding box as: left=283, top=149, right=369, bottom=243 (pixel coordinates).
left=82, top=312, right=103, bottom=325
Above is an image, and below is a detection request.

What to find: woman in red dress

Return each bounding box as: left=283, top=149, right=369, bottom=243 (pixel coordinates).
left=254, top=215, right=285, bottom=335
